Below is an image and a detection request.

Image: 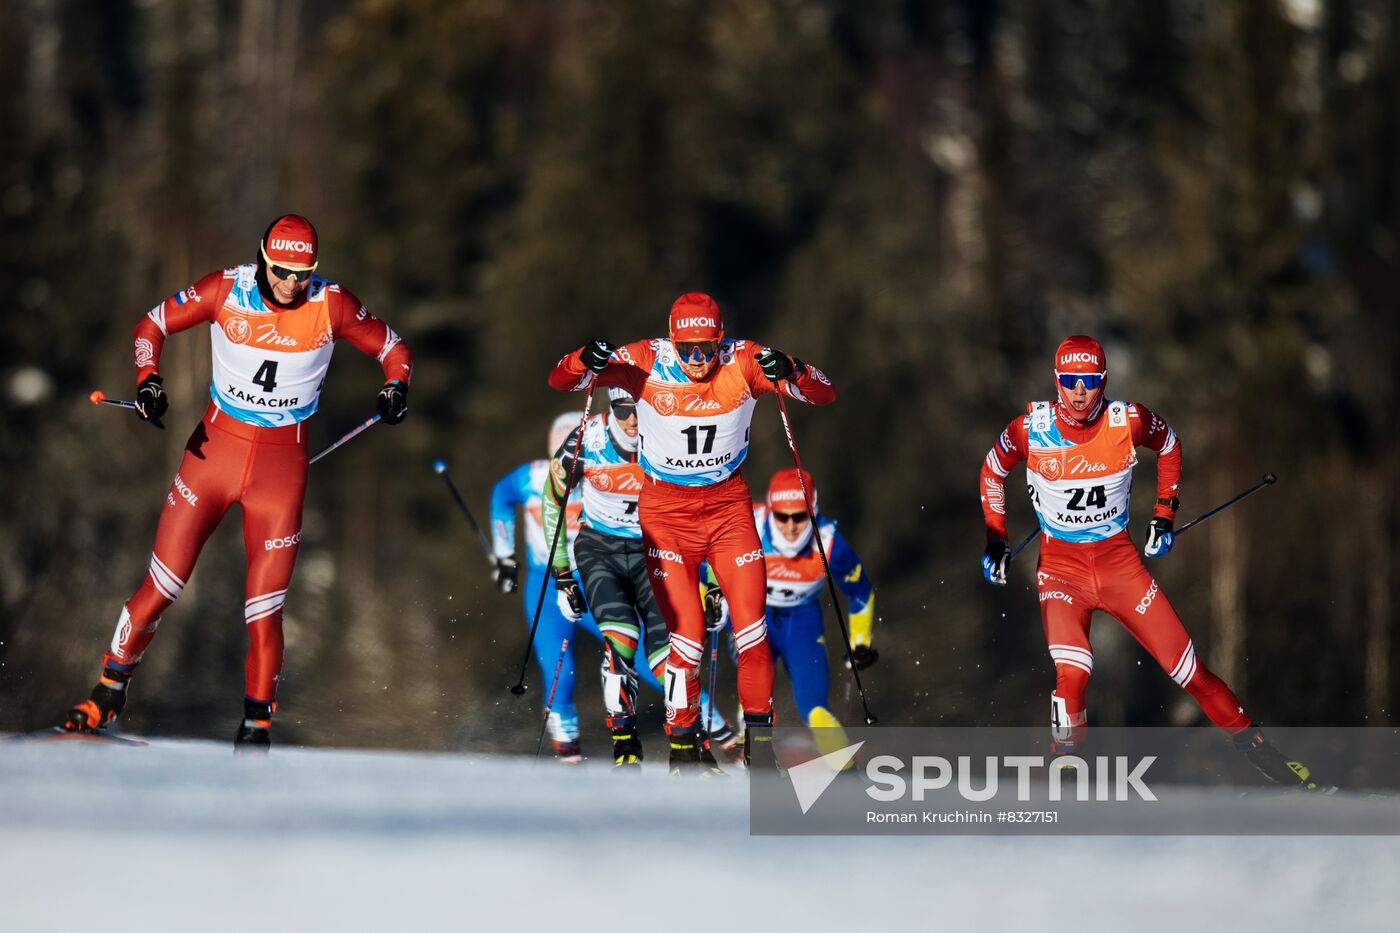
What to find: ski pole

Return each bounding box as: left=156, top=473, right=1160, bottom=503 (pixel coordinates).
left=509, top=393, right=594, bottom=696
left=1008, top=526, right=1040, bottom=563
left=88, top=389, right=137, bottom=410
left=705, top=625, right=720, bottom=741
left=1175, top=473, right=1277, bottom=536
left=773, top=390, right=878, bottom=725
left=309, top=414, right=381, bottom=465
left=1004, top=472, right=1276, bottom=564
left=95, top=387, right=380, bottom=456
left=432, top=459, right=495, bottom=565
left=90, top=388, right=163, bottom=429
left=533, top=618, right=577, bottom=760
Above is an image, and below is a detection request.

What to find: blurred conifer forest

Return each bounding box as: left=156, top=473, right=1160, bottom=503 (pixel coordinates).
left=2, top=0, right=1397, bottom=751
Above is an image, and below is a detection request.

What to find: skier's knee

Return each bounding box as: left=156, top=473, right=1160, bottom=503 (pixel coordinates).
left=732, top=617, right=768, bottom=655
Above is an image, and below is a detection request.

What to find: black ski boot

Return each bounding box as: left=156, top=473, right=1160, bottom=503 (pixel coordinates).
left=698, top=733, right=727, bottom=777
left=743, top=712, right=777, bottom=771
left=611, top=727, right=643, bottom=769
left=1231, top=725, right=1332, bottom=792
left=668, top=732, right=702, bottom=776
left=62, top=666, right=133, bottom=733
left=234, top=699, right=273, bottom=757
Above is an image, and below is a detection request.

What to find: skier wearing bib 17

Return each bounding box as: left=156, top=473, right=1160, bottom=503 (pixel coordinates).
left=549, top=293, right=836, bottom=773
left=978, top=335, right=1325, bottom=790
left=541, top=388, right=738, bottom=770
left=62, top=214, right=413, bottom=753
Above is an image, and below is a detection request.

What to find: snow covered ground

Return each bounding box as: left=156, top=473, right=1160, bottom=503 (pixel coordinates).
left=2, top=738, right=1398, bottom=932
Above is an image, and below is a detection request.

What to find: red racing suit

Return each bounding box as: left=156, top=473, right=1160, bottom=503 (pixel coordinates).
left=549, top=339, right=835, bottom=734
left=103, top=264, right=412, bottom=708
left=980, top=399, right=1250, bottom=744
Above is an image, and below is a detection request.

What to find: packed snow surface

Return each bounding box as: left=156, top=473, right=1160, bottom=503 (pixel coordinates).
left=1, top=738, right=1397, bottom=932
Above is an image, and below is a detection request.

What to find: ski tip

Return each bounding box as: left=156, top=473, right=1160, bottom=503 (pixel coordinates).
left=1263, top=472, right=1277, bottom=484
left=3, top=728, right=148, bottom=747
left=432, top=459, right=448, bottom=474
left=88, top=389, right=106, bottom=405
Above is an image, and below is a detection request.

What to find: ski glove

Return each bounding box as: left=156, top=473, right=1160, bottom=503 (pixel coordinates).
left=581, top=339, right=617, bottom=374
left=135, top=374, right=167, bottom=430
left=377, top=380, right=409, bottom=425
left=754, top=348, right=799, bottom=383
left=1143, top=517, right=1175, bottom=559
left=703, top=585, right=729, bottom=634
left=846, top=644, right=879, bottom=671
left=492, top=557, right=518, bottom=594
left=553, top=567, right=586, bottom=622
left=982, top=539, right=1009, bottom=586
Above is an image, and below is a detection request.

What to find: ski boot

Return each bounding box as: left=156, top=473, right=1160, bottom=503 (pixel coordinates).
left=743, top=712, right=777, bottom=771
left=698, top=733, right=727, bottom=777
left=1049, top=738, right=1084, bottom=769
left=708, top=723, right=746, bottom=765
left=1231, top=725, right=1332, bottom=792
left=668, top=731, right=702, bottom=776
left=1048, top=696, right=1085, bottom=763
left=234, top=699, right=273, bottom=757
left=62, top=665, right=133, bottom=733
left=552, top=740, right=584, bottom=764
left=611, top=727, right=643, bottom=769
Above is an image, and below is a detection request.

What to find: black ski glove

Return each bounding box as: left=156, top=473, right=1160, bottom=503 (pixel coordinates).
left=553, top=567, right=586, bottom=621
left=981, top=539, right=1009, bottom=586
left=703, top=585, right=729, bottom=633
left=135, top=374, right=167, bottom=430
left=754, top=348, right=800, bottom=383
left=492, top=557, right=518, bottom=594
left=1143, top=516, right=1175, bottom=559
left=377, top=381, right=409, bottom=425
left=846, top=644, right=879, bottom=671
left=582, top=339, right=617, bottom=374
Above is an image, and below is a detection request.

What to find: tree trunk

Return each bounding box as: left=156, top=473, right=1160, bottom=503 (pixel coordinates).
left=1365, top=468, right=1392, bottom=723
left=1210, top=470, right=1246, bottom=691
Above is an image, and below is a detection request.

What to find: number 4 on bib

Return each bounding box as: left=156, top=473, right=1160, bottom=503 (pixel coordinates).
left=252, top=360, right=279, bottom=393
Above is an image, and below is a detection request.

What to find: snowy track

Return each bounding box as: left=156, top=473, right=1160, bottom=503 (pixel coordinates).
left=2, top=738, right=1398, bottom=932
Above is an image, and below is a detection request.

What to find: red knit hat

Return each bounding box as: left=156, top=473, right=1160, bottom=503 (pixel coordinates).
left=767, top=468, right=817, bottom=515
left=1053, top=334, right=1108, bottom=419
left=1054, top=335, right=1106, bottom=374
left=668, top=293, right=724, bottom=342
left=261, top=214, right=319, bottom=270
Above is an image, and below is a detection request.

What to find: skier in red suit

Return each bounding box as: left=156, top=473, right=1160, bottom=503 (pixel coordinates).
left=549, top=293, right=835, bottom=772
left=978, top=334, right=1325, bottom=789
left=63, top=214, right=412, bottom=752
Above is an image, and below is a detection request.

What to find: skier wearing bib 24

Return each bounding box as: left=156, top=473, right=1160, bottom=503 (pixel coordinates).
left=549, top=293, right=836, bottom=773
left=541, top=388, right=737, bottom=769
left=63, top=214, right=412, bottom=752
left=978, top=335, right=1324, bottom=790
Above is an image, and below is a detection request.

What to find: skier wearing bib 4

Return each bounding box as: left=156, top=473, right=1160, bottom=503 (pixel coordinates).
left=978, top=335, right=1325, bottom=790
left=63, top=214, right=413, bottom=752
left=541, top=388, right=737, bottom=769
left=489, top=413, right=601, bottom=763
left=708, top=468, right=875, bottom=760
left=548, top=293, right=836, bottom=772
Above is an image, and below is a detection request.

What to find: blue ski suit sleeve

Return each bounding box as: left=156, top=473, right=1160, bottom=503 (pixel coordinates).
left=490, top=463, right=534, bottom=560
left=827, top=526, right=874, bottom=646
